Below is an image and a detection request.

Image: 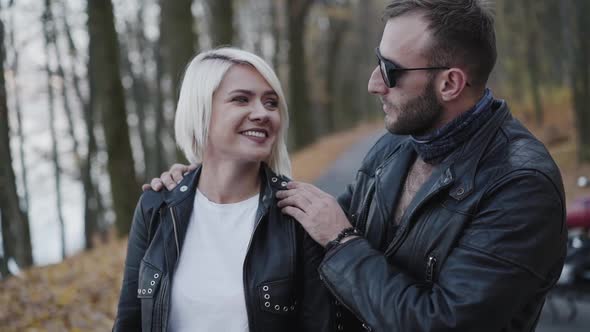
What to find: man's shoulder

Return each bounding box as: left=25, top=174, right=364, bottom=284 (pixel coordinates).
left=482, top=116, right=562, bottom=184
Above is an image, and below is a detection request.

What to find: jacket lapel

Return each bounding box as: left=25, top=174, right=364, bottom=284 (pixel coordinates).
left=366, top=140, right=414, bottom=247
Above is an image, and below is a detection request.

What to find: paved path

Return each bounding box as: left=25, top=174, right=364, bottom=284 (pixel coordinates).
left=314, top=130, right=590, bottom=331
left=314, top=130, right=385, bottom=197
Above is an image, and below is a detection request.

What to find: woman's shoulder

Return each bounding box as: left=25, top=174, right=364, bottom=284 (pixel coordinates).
left=137, top=189, right=166, bottom=214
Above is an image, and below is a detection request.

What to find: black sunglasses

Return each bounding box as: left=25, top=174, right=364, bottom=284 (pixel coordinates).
left=375, top=47, right=450, bottom=88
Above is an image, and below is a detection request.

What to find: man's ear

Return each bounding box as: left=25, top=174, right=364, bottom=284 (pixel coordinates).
left=438, top=68, right=468, bottom=102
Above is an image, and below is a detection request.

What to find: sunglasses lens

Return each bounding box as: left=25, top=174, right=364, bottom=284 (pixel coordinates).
left=379, top=60, right=393, bottom=88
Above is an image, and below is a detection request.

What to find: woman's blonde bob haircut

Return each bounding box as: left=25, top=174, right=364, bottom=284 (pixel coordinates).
left=174, top=47, right=291, bottom=176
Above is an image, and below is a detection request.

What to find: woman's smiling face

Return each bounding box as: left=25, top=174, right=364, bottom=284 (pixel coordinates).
left=204, top=64, right=281, bottom=165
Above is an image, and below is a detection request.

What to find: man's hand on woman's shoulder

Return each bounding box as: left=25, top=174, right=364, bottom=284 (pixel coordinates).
left=142, top=163, right=197, bottom=192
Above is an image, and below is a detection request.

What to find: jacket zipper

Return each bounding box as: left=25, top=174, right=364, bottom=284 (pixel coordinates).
left=321, top=277, right=373, bottom=331
left=242, top=209, right=267, bottom=332
left=153, top=276, right=167, bottom=331
left=425, top=255, right=437, bottom=283
left=383, top=182, right=445, bottom=257
left=357, top=181, right=376, bottom=234
left=169, top=207, right=180, bottom=257
left=159, top=207, right=181, bottom=331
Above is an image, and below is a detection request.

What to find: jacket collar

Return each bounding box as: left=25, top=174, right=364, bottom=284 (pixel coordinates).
left=379, top=100, right=510, bottom=255
left=440, top=99, right=510, bottom=201
left=157, top=163, right=289, bottom=268
left=161, top=163, right=289, bottom=207
left=394, top=99, right=510, bottom=203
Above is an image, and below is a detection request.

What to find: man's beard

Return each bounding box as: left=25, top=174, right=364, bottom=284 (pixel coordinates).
left=384, top=78, right=443, bottom=136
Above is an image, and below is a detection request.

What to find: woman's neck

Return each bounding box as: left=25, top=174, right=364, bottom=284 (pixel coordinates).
left=198, top=159, right=261, bottom=204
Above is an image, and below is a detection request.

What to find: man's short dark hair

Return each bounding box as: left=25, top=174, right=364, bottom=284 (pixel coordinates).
left=383, top=0, right=497, bottom=88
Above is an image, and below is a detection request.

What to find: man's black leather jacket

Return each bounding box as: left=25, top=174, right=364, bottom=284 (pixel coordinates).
left=320, top=100, right=567, bottom=331
left=113, top=165, right=332, bottom=331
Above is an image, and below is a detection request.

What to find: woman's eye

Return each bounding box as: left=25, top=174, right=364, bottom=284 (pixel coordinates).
left=264, top=99, right=279, bottom=110
left=232, top=96, right=249, bottom=103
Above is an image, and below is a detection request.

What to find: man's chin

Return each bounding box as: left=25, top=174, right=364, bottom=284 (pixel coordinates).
left=385, top=117, right=406, bottom=135
left=386, top=121, right=418, bottom=136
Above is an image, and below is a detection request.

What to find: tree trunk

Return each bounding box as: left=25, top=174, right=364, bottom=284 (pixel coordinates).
left=287, top=0, right=314, bottom=150
left=324, top=15, right=350, bottom=133
left=88, top=0, right=139, bottom=236
left=43, top=0, right=67, bottom=259
left=61, top=4, right=102, bottom=248
left=154, top=38, right=167, bottom=172
left=522, top=0, right=544, bottom=126
left=0, top=16, right=33, bottom=275
left=207, top=0, right=234, bottom=47
left=270, top=0, right=282, bottom=71
left=571, top=0, right=590, bottom=162
left=7, top=7, right=29, bottom=214
left=160, top=0, right=196, bottom=163
left=160, top=0, right=196, bottom=102
left=121, top=20, right=151, bottom=180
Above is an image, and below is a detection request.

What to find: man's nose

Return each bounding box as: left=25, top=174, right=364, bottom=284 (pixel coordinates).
left=368, top=66, right=388, bottom=95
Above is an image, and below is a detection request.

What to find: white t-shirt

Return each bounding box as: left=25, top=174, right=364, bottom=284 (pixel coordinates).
left=168, top=189, right=259, bottom=332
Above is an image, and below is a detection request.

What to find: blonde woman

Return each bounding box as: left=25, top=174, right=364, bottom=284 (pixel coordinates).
left=113, top=48, right=332, bottom=332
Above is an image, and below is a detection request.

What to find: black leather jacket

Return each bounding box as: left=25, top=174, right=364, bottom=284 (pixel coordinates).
left=319, top=100, right=567, bottom=331
left=113, top=165, right=332, bottom=332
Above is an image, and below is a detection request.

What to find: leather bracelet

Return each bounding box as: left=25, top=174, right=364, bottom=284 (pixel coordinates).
left=325, top=227, right=361, bottom=251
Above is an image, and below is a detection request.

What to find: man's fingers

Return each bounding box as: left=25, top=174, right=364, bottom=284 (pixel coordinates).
left=287, top=181, right=324, bottom=200
left=169, top=163, right=196, bottom=185
left=168, top=164, right=187, bottom=184
left=159, top=171, right=177, bottom=191
left=149, top=178, right=164, bottom=192
left=141, top=183, right=152, bottom=192
left=281, top=206, right=307, bottom=222
left=171, top=170, right=185, bottom=184
left=277, top=192, right=313, bottom=211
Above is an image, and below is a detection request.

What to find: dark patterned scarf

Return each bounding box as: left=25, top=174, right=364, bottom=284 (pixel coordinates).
left=411, top=89, right=495, bottom=164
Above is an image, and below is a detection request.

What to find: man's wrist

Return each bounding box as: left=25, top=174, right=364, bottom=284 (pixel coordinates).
left=325, top=227, right=361, bottom=251
left=339, top=234, right=360, bottom=244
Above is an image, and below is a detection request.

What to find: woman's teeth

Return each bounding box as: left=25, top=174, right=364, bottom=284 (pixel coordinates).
left=243, top=131, right=266, bottom=138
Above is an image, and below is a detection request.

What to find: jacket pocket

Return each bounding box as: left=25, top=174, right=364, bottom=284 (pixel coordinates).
left=258, top=278, right=297, bottom=315
left=137, top=261, right=162, bottom=298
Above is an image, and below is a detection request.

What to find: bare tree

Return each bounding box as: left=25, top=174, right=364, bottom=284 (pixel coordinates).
left=569, top=0, right=590, bottom=161
left=159, top=0, right=197, bottom=163
left=42, top=0, right=67, bottom=259
left=0, top=15, right=33, bottom=276
left=206, top=0, right=234, bottom=46
left=321, top=1, right=352, bottom=133
left=88, top=0, right=139, bottom=236
left=522, top=0, right=544, bottom=126
left=287, top=0, right=315, bottom=149
left=121, top=15, right=153, bottom=180
left=160, top=0, right=197, bottom=102
left=6, top=2, right=30, bottom=214
left=60, top=1, right=104, bottom=248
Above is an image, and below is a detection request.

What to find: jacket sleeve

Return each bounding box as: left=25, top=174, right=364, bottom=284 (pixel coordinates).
left=318, top=170, right=566, bottom=331
left=112, top=195, right=151, bottom=331
left=297, top=229, right=334, bottom=331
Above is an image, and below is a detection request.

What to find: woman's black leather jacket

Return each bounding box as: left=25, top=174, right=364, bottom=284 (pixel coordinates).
left=113, top=165, right=332, bottom=331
